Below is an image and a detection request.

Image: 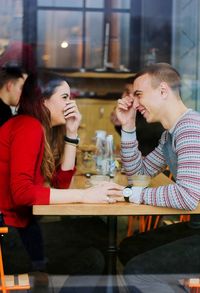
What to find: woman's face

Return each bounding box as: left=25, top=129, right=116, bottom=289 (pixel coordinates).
left=44, top=81, right=70, bottom=126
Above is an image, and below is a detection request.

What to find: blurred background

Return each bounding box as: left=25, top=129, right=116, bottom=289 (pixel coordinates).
left=0, top=0, right=199, bottom=147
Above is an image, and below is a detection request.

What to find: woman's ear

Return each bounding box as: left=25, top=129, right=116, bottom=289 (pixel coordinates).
left=43, top=98, right=48, bottom=106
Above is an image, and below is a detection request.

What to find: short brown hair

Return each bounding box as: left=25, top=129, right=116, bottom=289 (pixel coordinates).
left=134, top=63, right=181, bottom=95
left=0, top=62, right=25, bottom=89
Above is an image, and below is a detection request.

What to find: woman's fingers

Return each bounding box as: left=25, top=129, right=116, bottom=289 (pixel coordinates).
left=109, top=196, right=125, bottom=202
left=107, top=189, right=123, bottom=197
left=64, top=101, right=80, bottom=117
left=85, top=182, right=124, bottom=204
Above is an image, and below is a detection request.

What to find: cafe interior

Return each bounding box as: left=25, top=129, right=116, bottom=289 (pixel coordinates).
left=1, top=0, right=200, bottom=292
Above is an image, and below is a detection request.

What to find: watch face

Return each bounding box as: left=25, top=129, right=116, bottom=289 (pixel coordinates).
left=123, top=187, right=133, bottom=198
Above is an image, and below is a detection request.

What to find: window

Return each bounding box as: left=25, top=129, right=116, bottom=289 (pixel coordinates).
left=36, top=0, right=132, bottom=71
left=0, top=0, right=23, bottom=67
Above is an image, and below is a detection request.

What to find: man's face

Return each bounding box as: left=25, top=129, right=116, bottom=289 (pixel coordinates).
left=9, top=74, right=27, bottom=106
left=132, top=73, right=163, bottom=123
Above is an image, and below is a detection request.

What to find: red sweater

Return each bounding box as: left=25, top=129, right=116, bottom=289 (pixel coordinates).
left=0, top=115, right=75, bottom=227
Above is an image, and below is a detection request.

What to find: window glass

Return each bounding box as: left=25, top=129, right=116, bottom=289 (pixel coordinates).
left=85, top=12, right=104, bottom=68
left=110, top=13, right=130, bottom=70
left=0, top=0, right=23, bottom=66
left=37, top=10, right=83, bottom=69
left=38, top=0, right=83, bottom=8
left=85, top=0, right=104, bottom=8
left=111, top=0, right=130, bottom=9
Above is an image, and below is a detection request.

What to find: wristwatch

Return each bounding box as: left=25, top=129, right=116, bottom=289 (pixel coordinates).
left=122, top=185, right=143, bottom=204
left=122, top=185, right=133, bottom=202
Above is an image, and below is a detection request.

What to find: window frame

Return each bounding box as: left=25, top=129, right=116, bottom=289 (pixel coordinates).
left=23, top=0, right=138, bottom=71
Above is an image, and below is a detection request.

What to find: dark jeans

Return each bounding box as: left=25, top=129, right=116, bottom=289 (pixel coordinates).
left=17, top=218, right=46, bottom=271
left=1, top=216, right=46, bottom=273
left=41, top=216, right=108, bottom=275
left=1, top=216, right=107, bottom=275
left=119, top=222, right=200, bottom=274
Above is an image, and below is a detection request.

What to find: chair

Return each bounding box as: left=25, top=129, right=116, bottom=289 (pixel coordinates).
left=126, top=167, right=190, bottom=237
left=127, top=215, right=161, bottom=236
left=180, top=278, right=200, bottom=293
left=0, top=227, right=30, bottom=292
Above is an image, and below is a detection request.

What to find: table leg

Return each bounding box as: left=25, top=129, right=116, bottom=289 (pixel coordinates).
left=107, top=216, right=117, bottom=274
left=105, top=216, right=119, bottom=293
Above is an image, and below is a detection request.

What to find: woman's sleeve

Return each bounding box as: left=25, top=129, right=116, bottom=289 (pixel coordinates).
left=10, top=118, right=50, bottom=206
left=52, top=166, right=76, bottom=189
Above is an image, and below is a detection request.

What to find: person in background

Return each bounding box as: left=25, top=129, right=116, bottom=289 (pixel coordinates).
left=0, top=71, right=123, bottom=278
left=110, top=76, right=163, bottom=156
left=116, top=63, right=200, bottom=292
left=0, top=62, right=27, bottom=126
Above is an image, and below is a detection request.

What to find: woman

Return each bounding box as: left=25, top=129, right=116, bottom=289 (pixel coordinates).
left=0, top=71, right=123, bottom=275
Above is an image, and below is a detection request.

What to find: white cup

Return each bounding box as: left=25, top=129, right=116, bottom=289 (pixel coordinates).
left=130, top=175, right=151, bottom=187
left=89, top=175, right=110, bottom=186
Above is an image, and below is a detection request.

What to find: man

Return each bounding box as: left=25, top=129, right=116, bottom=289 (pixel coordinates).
left=116, top=63, right=200, bottom=291
left=0, top=63, right=27, bottom=126
left=111, top=76, right=163, bottom=156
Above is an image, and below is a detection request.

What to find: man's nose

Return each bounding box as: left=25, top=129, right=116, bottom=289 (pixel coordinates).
left=133, top=97, right=139, bottom=109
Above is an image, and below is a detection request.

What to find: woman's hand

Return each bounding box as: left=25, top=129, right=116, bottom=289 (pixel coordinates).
left=64, top=100, right=82, bottom=136
left=82, top=182, right=124, bottom=204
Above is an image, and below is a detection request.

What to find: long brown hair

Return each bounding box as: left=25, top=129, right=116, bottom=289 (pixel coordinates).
left=18, top=71, right=67, bottom=183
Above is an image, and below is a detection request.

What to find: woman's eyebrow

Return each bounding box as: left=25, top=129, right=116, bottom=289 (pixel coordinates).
left=61, top=93, right=69, bottom=97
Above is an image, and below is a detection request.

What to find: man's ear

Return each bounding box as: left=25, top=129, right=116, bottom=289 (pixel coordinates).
left=6, top=80, right=13, bottom=92
left=159, top=82, right=168, bottom=98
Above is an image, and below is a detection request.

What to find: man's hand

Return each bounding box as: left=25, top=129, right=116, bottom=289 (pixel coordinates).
left=116, top=95, right=137, bottom=131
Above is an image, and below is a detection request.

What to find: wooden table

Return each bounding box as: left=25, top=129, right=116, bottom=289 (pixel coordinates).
left=33, top=173, right=200, bottom=216
left=33, top=173, right=200, bottom=274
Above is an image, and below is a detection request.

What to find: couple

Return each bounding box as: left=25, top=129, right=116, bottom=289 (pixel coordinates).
left=0, top=63, right=200, bottom=291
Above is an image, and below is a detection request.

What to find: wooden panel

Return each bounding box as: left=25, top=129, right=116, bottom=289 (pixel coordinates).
left=5, top=275, right=14, bottom=287
left=3, top=274, right=30, bottom=289
left=77, top=98, right=120, bottom=148
left=64, top=72, right=134, bottom=79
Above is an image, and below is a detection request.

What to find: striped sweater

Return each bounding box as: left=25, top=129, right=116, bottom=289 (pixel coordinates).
left=121, top=110, right=200, bottom=210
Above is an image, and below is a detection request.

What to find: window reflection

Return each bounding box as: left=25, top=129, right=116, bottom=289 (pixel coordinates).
left=86, top=0, right=104, bottom=8
left=37, top=10, right=83, bottom=69
left=85, top=12, right=104, bottom=68
left=110, top=13, right=130, bottom=69
left=0, top=0, right=23, bottom=66
left=36, top=1, right=132, bottom=70
left=38, top=0, right=83, bottom=7
left=111, top=0, right=130, bottom=9
left=2, top=0, right=200, bottom=112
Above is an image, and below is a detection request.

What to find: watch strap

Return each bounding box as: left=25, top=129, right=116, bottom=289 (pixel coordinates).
left=64, top=135, right=80, bottom=145
left=123, top=185, right=133, bottom=202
